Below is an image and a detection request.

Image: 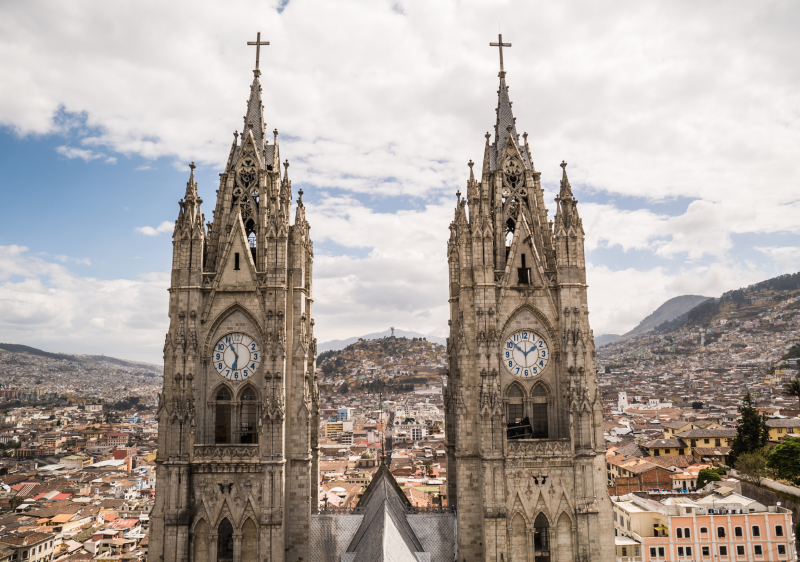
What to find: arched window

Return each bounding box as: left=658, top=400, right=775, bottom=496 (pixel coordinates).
left=507, top=385, right=524, bottom=423
left=217, top=519, right=234, bottom=562
left=215, top=388, right=232, bottom=444
left=677, top=528, right=683, bottom=539
left=684, top=528, right=691, bottom=539
left=531, top=384, right=549, bottom=439
left=533, top=513, right=550, bottom=561
left=239, top=385, right=259, bottom=444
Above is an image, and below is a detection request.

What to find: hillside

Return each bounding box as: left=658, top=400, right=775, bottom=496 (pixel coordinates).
left=595, top=295, right=711, bottom=347
left=654, top=271, right=800, bottom=334
left=317, top=335, right=446, bottom=396
left=317, top=328, right=446, bottom=353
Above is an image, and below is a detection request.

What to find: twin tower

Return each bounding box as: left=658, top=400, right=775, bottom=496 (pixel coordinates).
left=150, top=36, right=614, bottom=562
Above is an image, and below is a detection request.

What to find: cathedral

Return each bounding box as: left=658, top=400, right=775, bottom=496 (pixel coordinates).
left=149, top=34, right=614, bottom=562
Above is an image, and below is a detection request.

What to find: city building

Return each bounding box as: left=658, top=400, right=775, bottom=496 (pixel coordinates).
left=612, top=491, right=796, bottom=562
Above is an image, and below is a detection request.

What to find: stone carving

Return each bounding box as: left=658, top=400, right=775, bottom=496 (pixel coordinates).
left=193, top=445, right=259, bottom=461
left=506, top=439, right=571, bottom=458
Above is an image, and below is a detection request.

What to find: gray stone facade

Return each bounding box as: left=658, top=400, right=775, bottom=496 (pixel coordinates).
left=444, top=67, right=616, bottom=562
left=149, top=65, right=319, bottom=562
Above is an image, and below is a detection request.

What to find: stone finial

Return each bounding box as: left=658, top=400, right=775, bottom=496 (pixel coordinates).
left=523, top=132, right=528, bottom=142
left=485, top=132, right=491, bottom=141
left=189, top=162, right=196, bottom=172
left=561, top=160, right=567, bottom=170
left=468, top=160, right=474, bottom=169
left=298, top=189, right=303, bottom=204
left=234, top=130, right=239, bottom=140
left=506, top=124, right=513, bottom=132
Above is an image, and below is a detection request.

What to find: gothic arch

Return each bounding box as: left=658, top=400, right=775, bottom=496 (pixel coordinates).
left=499, top=303, right=561, bottom=355
left=530, top=380, right=552, bottom=397
left=504, top=380, right=527, bottom=398
left=210, top=382, right=235, bottom=402
left=203, top=303, right=266, bottom=357
left=193, top=518, right=211, bottom=562
left=236, top=383, right=260, bottom=402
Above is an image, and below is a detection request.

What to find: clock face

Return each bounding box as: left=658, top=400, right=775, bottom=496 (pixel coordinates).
left=212, top=332, right=260, bottom=381
left=502, top=330, right=549, bottom=378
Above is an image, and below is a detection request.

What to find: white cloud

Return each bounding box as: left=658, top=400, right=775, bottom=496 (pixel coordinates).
left=55, top=145, right=105, bottom=162
left=307, top=196, right=451, bottom=343
left=0, top=245, right=167, bottom=362
left=1, top=0, right=800, bottom=346
left=135, top=221, right=174, bottom=236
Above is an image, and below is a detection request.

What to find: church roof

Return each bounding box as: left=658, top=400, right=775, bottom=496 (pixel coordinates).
left=345, top=464, right=424, bottom=561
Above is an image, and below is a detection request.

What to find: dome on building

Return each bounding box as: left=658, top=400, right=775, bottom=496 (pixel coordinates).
left=361, top=451, right=375, bottom=460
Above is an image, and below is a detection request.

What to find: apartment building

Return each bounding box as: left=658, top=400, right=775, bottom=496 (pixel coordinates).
left=612, top=489, right=796, bottom=562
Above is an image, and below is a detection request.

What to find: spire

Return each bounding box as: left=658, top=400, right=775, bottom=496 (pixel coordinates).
left=559, top=160, right=573, bottom=199
left=243, top=76, right=266, bottom=155
left=185, top=162, right=198, bottom=200
left=494, top=73, right=519, bottom=156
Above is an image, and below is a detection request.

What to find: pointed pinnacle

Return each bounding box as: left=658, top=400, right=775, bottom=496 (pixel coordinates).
left=468, top=160, right=474, bottom=169
left=561, top=160, right=568, bottom=170
left=189, top=161, right=196, bottom=172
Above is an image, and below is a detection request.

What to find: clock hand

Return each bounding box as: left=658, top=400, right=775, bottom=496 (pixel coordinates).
left=228, top=343, right=239, bottom=370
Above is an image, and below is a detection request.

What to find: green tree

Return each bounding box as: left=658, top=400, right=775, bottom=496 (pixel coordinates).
left=730, top=393, right=768, bottom=463
left=692, top=401, right=704, bottom=410
left=340, top=383, right=349, bottom=394
left=696, top=468, right=721, bottom=490
left=783, top=377, right=800, bottom=410
left=735, top=449, right=768, bottom=486
left=766, top=437, right=800, bottom=484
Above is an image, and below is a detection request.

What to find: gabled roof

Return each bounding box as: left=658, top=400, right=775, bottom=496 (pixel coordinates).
left=345, top=464, right=423, bottom=562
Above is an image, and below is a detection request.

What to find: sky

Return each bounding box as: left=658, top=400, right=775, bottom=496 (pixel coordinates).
left=0, top=0, right=799, bottom=364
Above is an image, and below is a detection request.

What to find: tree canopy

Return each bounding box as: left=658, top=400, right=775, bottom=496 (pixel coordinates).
left=766, top=437, right=800, bottom=485
left=729, top=393, right=768, bottom=463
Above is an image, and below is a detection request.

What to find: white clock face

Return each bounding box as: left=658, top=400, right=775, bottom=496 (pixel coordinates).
left=502, top=329, right=549, bottom=378
left=212, top=332, right=260, bottom=381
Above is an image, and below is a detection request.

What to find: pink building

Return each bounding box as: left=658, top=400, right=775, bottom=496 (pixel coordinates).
left=613, top=489, right=796, bottom=562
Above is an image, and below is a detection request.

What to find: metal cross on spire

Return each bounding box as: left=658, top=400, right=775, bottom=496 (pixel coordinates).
left=490, top=33, right=512, bottom=74
left=247, top=31, right=270, bottom=77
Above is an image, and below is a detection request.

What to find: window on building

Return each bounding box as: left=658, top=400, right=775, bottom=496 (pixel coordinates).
left=702, top=547, right=710, bottom=557
left=533, top=513, right=549, bottom=553
left=719, top=546, right=728, bottom=556
left=686, top=548, right=692, bottom=556
left=737, top=546, right=745, bottom=556
left=518, top=253, right=531, bottom=284
left=700, top=527, right=708, bottom=534
left=613, top=512, right=618, bottom=522
left=664, top=449, right=671, bottom=454
left=718, top=527, right=726, bottom=538
left=214, top=387, right=232, bottom=444
left=530, top=385, right=549, bottom=439
left=752, top=526, right=760, bottom=537
left=650, top=548, right=657, bottom=558
left=22, top=552, right=28, bottom=560
left=679, top=448, right=685, bottom=455
left=239, top=385, right=259, bottom=444
left=635, top=547, right=640, bottom=557
left=735, top=527, right=743, bottom=537
left=658, top=547, right=665, bottom=558
left=234, top=252, right=240, bottom=270
left=622, top=547, right=628, bottom=557
left=715, top=438, right=721, bottom=446
left=684, top=528, right=691, bottom=538
left=704, top=439, right=710, bottom=444
left=507, top=385, right=524, bottom=424
left=778, top=545, right=786, bottom=556
left=677, top=528, right=683, bottom=539
left=678, top=547, right=685, bottom=557
left=754, top=545, right=763, bottom=556
left=654, top=449, right=660, bottom=456
left=775, top=525, right=784, bottom=537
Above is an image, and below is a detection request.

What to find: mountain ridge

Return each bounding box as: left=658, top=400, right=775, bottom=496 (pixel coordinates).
left=595, top=295, right=711, bottom=347
left=317, top=329, right=447, bottom=354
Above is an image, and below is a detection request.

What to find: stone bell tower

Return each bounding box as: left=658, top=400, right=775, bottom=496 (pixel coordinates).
left=444, top=36, right=615, bottom=562
left=149, top=34, right=319, bottom=562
